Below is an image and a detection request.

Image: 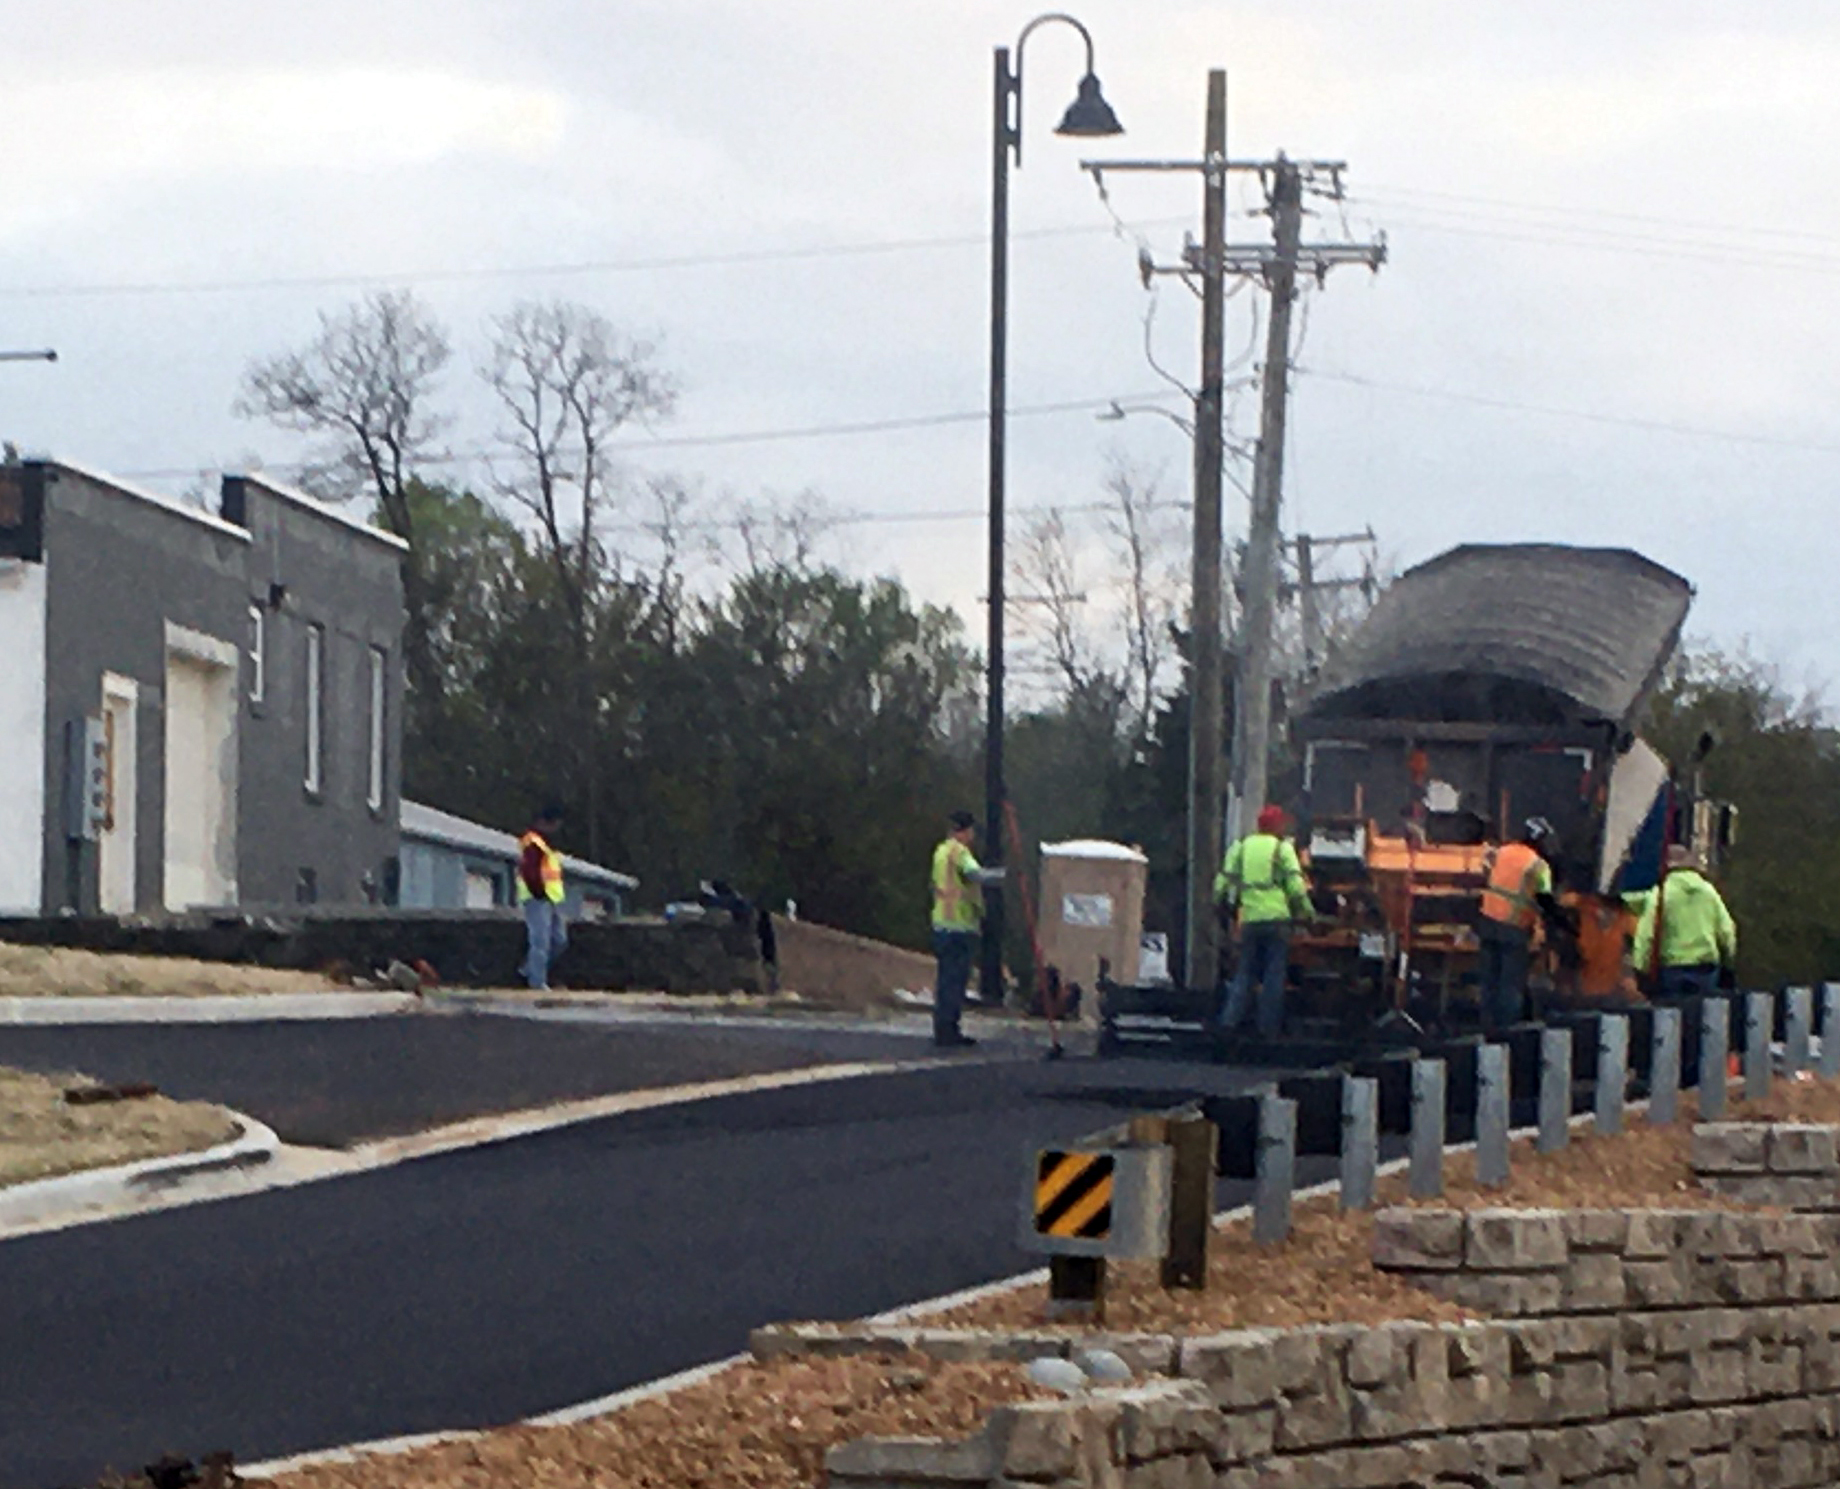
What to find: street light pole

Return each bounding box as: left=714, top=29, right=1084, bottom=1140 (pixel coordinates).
left=984, top=14, right=1121, bottom=1006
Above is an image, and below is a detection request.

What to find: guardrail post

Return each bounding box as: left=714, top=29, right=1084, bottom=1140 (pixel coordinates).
left=1160, top=1114, right=1217, bottom=1291
left=1701, top=998, right=1730, bottom=1120
left=1476, top=1043, right=1509, bottom=1188
left=1786, top=986, right=1813, bottom=1074
left=1253, top=1093, right=1296, bottom=1245
left=1746, top=992, right=1773, bottom=1103
left=1409, top=1059, right=1446, bottom=1199
left=1340, top=1075, right=1378, bottom=1211
left=1823, top=985, right=1840, bottom=1078
left=1649, top=1006, right=1681, bottom=1125
left=1538, top=1026, right=1571, bottom=1153
left=1595, top=1015, right=1628, bottom=1136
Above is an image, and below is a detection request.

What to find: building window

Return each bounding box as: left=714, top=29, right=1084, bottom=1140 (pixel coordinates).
left=304, top=623, right=324, bottom=795
left=247, top=605, right=266, bottom=704
left=367, top=645, right=387, bottom=813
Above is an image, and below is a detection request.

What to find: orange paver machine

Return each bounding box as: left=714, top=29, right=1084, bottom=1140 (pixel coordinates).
left=1284, top=544, right=1729, bottom=1029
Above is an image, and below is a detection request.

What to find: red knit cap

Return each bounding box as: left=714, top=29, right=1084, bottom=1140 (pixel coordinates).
left=1256, top=805, right=1287, bottom=833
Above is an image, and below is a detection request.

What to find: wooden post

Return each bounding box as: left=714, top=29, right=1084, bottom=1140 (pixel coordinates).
left=1538, top=1026, right=1571, bottom=1153
left=1786, top=986, right=1813, bottom=1074
left=1649, top=1007, right=1681, bottom=1125
left=1340, top=1075, right=1378, bottom=1211
left=1745, top=992, right=1772, bottom=1104
left=1476, top=1043, right=1509, bottom=1188
left=1409, top=1059, right=1446, bottom=1199
left=1701, top=998, right=1730, bottom=1120
left=1595, top=1015, right=1628, bottom=1136
left=1160, top=1114, right=1218, bottom=1291
left=1253, top=1093, right=1296, bottom=1245
left=1823, top=985, right=1840, bottom=1078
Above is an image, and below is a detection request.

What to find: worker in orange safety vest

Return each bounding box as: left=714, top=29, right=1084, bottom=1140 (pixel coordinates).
left=1476, top=816, right=1556, bottom=1034
left=517, top=804, right=569, bottom=990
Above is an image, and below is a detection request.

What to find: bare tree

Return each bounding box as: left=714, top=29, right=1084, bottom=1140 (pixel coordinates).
left=237, top=289, right=453, bottom=712
left=482, top=300, right=677, bottom=629
left=1099, top=457, right=1183, bottom=737
left=1010, top=508, right=1096, bottom=698
left=729, top=490, right=838, bottom=577
left=480, top=300, right=676, bottom=859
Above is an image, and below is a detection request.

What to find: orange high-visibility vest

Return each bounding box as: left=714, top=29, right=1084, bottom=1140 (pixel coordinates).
left=517, top=831, right=565, bottom=904
left=1480, top=842, right=1546, bottom=932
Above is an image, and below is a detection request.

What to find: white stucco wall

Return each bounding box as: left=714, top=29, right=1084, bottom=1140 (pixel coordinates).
left=0, top=558, right=46, bottom=912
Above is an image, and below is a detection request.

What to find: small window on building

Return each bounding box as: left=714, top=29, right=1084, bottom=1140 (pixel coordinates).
left=247, top=605, right=266, bottom=703
left=304, top=623, right=324, bottom=795
left=367, top=645, right=387, bottom=813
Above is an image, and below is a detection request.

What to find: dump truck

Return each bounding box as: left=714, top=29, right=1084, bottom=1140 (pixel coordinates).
left=1287, top=543, right=1733, bottom=1027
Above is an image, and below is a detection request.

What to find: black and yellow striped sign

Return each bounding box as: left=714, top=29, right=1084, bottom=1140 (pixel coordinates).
left=1033, top=1149, right=1115, bottom=1240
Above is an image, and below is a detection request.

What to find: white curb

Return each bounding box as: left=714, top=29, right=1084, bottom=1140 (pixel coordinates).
left=0, top=1115, right=281, bottom=1231
left=0, top=993, right=420, bottom=1024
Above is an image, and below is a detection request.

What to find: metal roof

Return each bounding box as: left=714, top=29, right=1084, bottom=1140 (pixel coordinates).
left=400, top=800, right=639, bottom=889
left=1304, top=544, right=1692, bottom=728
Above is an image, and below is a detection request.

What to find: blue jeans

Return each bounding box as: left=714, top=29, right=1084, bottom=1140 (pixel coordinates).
left=1659, top=964, right=1719, bottom=1000
left=1220, top=923, right=1290, bottom=1036
left=523, top=899, right=568, bottom=990
left=1477, top=923, right=1529, bottom=1032
left=932, top=928, right=975, bottom=1042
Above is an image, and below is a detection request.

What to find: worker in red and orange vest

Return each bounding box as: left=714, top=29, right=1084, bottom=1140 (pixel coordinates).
left=1476, top=816, right=1556, bottom=1034
left=518, top=804, right=569, bottom=990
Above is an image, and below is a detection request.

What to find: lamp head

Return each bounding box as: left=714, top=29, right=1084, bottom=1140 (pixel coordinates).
left=1055, top=72, right=1123, bottom=137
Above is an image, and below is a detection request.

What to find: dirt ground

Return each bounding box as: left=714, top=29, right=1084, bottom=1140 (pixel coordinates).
left=0, top=1066, right=240, bottom=1185
left=266, top=1356, right=1051, bottom=1489
left=251, top=1072, right=1840, bottom=1489
left=0, top=943, right=344, bottom=998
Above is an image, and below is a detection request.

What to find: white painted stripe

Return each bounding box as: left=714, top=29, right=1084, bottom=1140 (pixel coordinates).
left=0, top=992, right=419, bottom=1024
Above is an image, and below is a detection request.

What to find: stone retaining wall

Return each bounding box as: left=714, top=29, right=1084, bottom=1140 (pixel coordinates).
left=814, top=1198, right=1840, bottom=1486
left=1694, top=1122, right=1840, bottom=1209
left=1371, top=1207, right=1840, bottom=1318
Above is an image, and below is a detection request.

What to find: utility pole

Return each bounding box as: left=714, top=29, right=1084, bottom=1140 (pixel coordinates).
left=1086, top=129, right=1382, bottom=991
left=1223, top=162, right=1384, bottom=834
left=1185, top=70, right=1227, bottom=991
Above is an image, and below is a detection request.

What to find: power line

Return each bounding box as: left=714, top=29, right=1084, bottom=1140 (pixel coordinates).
left=112, top=387, right=1193, bottom=482
left=1301, top=366, right=1840, bottom=456
left=0, top=217, right=1195, bottom=302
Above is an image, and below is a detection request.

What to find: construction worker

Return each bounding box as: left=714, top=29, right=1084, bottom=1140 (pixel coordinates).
left=1632, top=843, right=1737, bottom=998
left=1215, top=805, right=1314, bottom=1037
left=517, top=804, right=568, bottom=990
left=1476, top=817, right=1556, bottom=1033
left=930, top=810, right=986, bottom=1048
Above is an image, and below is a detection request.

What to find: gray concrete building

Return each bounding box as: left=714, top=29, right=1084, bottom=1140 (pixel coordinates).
left=0, top=459, right=405, bottom=914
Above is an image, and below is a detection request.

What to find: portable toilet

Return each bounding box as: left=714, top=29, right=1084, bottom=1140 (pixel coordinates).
left=1038, top=840, right=1149, bottom=1025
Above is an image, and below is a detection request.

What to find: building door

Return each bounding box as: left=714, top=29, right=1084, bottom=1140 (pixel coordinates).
left=163, top=648, right=237, bottom=909
left=97, top=675, right=137, bottom=914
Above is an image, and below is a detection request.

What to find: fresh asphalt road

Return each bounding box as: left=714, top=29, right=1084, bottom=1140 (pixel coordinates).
left=0, top=1012, right=951, bottom=1145
left=0, top=1032, right=1284, bottom=1489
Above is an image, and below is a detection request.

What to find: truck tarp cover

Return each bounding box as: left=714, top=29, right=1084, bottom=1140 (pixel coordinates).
left=1305, top=544, right=1692, bottom=728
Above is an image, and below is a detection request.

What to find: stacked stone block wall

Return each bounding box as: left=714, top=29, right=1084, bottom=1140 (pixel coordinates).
left=1693, top=1122, right=1840, bottom=1209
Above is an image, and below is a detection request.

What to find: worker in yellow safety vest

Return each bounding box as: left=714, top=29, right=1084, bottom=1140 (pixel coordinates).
left=930, top=810, right=992, bottom=1048
left=1215, top=805, right=1314, bottom=1037
left=517, top=804, right=568, bottom=990
left=1477, top=816, right=1556, bottom=1033
left=1632, top=843, right=1737, bottom=999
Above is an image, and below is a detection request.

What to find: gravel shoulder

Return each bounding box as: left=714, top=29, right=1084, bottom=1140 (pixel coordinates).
left=0, top=943, right=344, bottom=998
left=0, top=1065, right=241, bottom=1186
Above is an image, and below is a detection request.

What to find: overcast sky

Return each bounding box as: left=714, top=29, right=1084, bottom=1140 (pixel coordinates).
left=4, top=1, right=1837, bottom=695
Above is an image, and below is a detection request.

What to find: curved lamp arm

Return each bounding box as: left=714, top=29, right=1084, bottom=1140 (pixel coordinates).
left=1002, top=11, right=1112, bottom=168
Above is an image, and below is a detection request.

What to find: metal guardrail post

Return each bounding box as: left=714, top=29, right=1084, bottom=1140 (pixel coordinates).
left=1701, top=998, right=1730, bottom=1120
left=1649, top=1006, right=1681, bottom=1125
left=1786, top=986, right=1813, bottom=1074
left=1409, top=1058, right=1446, bottom=1199
left=1538, top=1026, right=1571, bottom=1153
left=1823, top=985, right=1840, bottom=1079
left=1476, top=1043, right=1509, bottom=1188
left=1595, top=1015, right=1628, bottom=1136
left=1746, top=992, right=1773, bottom=1103
left=1253, top=1093, right=1296, bottom=1245
left=1340, top=1075, right=1378, bottom=1211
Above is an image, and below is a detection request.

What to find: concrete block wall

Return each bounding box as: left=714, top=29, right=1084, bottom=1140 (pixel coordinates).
left=823, top=1309, right=1840, bottom=1487
left=1371, top=1206, right=1840, bottom=1317
left=816, top=1201, right=1840, bottom=1488
left=1694, top=1122, right=1840, bottom=1209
